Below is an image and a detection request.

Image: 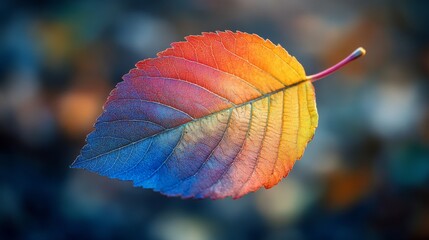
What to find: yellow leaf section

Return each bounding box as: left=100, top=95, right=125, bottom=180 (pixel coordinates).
left=232, top=31, right=306, bottom=86
left=229, top=81, right=317, bottom=198
left=264, top=81, right=318, bottom=189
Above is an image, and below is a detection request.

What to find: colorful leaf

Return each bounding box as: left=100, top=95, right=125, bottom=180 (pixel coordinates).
left=71, top=31, right=365, bottom=199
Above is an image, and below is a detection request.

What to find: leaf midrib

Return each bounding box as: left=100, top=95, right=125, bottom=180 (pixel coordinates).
left=74, top=79, right=309, bottom=164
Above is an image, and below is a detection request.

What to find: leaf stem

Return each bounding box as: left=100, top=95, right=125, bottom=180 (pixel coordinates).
left=306, top=47, right=366, bottom=82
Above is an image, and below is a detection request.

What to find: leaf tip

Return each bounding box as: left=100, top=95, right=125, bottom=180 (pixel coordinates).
left=69, top=155, right=86, bottom=169
left=69, top=160, right=78, bottom=169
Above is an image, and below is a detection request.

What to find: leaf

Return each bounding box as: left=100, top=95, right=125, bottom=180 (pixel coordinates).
left=71, top=31, right=365, bottom=199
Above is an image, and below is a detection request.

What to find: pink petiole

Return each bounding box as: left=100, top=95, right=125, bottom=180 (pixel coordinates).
left=306, top=47, right=366, bottom=82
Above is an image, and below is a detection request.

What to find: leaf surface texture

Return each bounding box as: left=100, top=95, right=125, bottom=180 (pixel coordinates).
left=72, top=31, right=318, bottom=199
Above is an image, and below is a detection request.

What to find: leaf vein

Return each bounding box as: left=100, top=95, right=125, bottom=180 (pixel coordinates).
left=196, top=103, right=253, bottom=197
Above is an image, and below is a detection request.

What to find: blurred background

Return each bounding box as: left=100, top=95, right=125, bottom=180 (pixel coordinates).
left=1, top=0, right=429, bottom=239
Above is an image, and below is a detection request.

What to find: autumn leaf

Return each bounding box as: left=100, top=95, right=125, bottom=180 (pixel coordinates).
left=71, top=31, right=365, bottom=199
